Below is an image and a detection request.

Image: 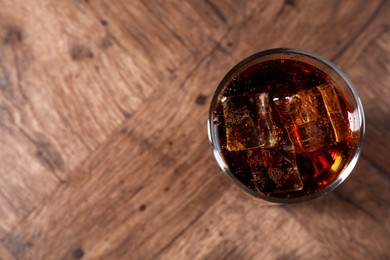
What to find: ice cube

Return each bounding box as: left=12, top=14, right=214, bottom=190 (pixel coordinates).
left=275, top=84, right=354, bottom=152
left=255, top=93, right=278, bottom=148
left=222, top=95, right=263, bottom=151
left=281, top=88, right=330, bottom=152
left=247, top=145, right=303, bottom=193
left=288, top=90, right=319, bottom=125
left=317, top=84, right=350, bottom=142
left=274, top=84, right=351, bottom=153
left=247, top=149, right=276, bottom=192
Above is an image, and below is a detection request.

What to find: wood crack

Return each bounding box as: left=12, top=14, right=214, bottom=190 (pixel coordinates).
left=16, top=127, right=64, bottom=183
left=204, top=0, right=227, bottom=24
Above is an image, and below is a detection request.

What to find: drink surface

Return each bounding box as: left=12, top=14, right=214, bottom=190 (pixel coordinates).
left=212, top=59, right=353, bottom=198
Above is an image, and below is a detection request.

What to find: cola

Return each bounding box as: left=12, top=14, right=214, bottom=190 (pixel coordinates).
left=211, top=57, right=356, bottom=200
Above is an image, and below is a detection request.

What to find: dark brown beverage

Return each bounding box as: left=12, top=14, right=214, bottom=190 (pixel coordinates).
left=209, top=51, right=363, bottom=202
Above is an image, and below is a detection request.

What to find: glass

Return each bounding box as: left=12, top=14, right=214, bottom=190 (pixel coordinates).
left=208, top=48, right=365, bottom=203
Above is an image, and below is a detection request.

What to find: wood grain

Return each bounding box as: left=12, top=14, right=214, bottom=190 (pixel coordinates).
left=0, top=0, right=389, bottom=259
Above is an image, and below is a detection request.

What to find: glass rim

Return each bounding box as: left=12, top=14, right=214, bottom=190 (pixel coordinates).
left=208, top=48, right=365, bottom=204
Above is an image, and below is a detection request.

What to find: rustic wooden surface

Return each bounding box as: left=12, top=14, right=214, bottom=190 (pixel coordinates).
left=0, top=0, right=389, bottom=259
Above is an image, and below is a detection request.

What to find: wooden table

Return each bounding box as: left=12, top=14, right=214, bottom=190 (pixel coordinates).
left=0, top=0, right=389, bottom=259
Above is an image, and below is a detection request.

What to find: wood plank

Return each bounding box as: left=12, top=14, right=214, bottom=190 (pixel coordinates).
left=0, top=45, right=234, bottom=259
left=0, top=19, right=61, bottom=232
left=158, top=189, right=330, bottom=260
left=0, top=0, right=222, bottom=233
left=219, top=0, right=384, bottom=62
